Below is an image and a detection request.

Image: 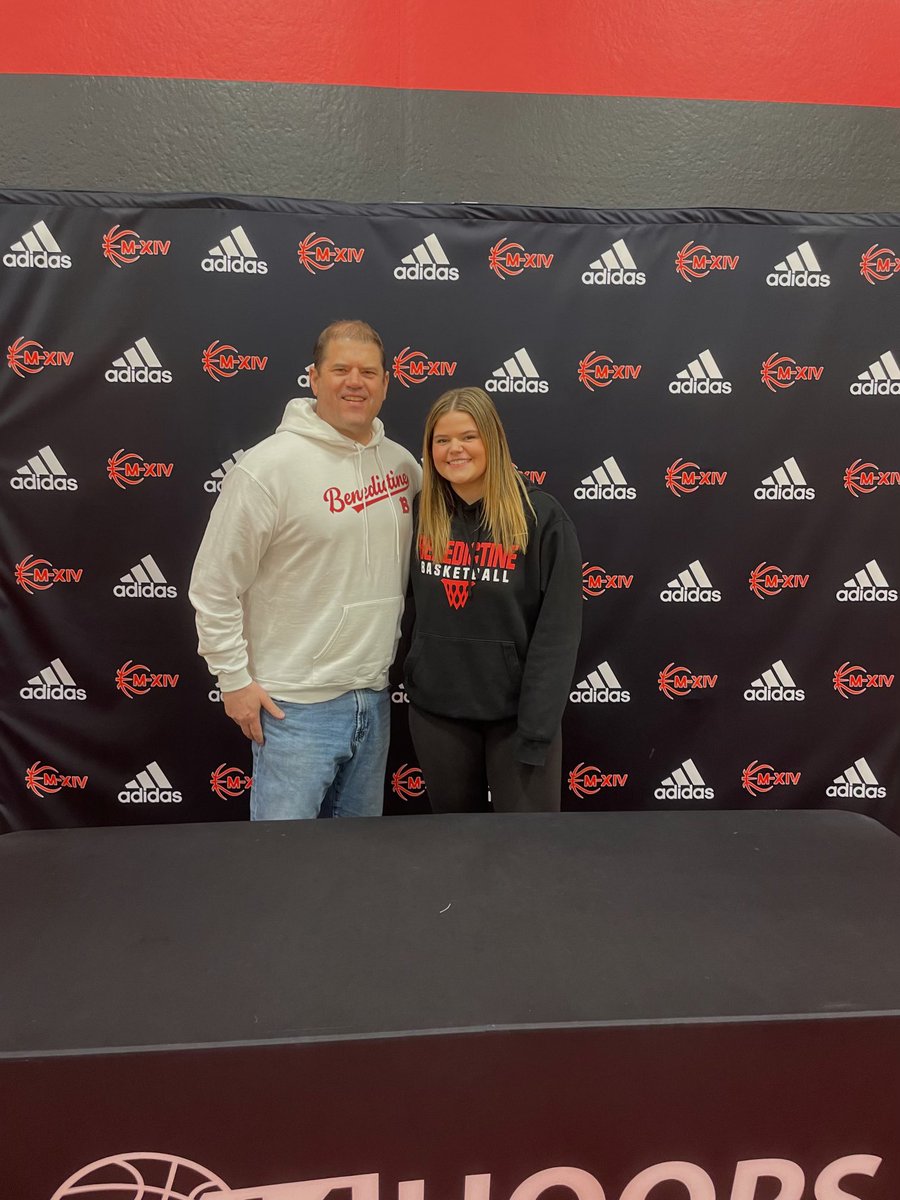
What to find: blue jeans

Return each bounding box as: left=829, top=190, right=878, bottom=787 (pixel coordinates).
left=250, top=688, right=389, bottom=820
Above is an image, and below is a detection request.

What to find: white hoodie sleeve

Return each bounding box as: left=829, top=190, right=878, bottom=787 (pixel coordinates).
left=189, top=466, right=278, bottom=692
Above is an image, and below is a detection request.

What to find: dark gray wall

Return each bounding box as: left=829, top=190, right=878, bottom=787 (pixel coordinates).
left=2, top=74, right=898, bottom=210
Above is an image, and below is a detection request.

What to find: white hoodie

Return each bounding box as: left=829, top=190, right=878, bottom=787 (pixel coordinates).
left=190, top=398, right=421, bottom=702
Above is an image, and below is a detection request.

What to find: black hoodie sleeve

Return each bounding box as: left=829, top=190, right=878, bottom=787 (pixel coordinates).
left=515, top=508, right=583, bottom=765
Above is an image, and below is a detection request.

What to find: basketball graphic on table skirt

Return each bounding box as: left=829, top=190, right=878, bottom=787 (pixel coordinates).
left=51, top=1152, right=229, bottom=1200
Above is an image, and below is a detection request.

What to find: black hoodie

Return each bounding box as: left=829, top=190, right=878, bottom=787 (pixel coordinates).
left=404, top=489, right=582, bottom=765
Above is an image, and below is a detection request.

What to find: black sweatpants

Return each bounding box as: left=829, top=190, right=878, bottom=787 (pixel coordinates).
left=408, top=705, right=562, bottom=813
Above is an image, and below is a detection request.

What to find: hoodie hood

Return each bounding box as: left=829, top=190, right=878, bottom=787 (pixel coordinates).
left=275, top=396, right=398, bottom=572
left=276, top=397, right=386, bottom=450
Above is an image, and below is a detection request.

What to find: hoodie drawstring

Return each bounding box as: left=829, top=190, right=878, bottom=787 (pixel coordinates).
left=373, top=443, right=401, bottom=563
left=354, top=446, right=371, bottom=574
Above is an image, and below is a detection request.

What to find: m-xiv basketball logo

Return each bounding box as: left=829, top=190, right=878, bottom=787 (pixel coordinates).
left=102, top=225, right=171, bottom=267
left=391, top=764, right=426, bottom=800
left=581, top=564, right=633, bottom=598
left=843, top=459, right=900, bottom=497
left=833, top=662, right=895, bottom=698
left=298, top=232, right=365, bottom=273
left=392, top=347, right=458, bottom=388
left=108, top=449, right=175, bottom=488
left=567, top=763, right=628, bottom=797
left=115, top=660, right=180, bottom=698
left=760, top=353, right=824, bottom=391
left=675, top=241, right=739, bottom=281
left=15, top=555, right=83, bottom=593
left=860, top=244, right=900, bottom=284
left=657, top=663, right=718, bottom=699
left=25, top=761, right=88, bottom=796
left=488, top=237, right=553, bottom=279
left=748, top=563, right=810, bottom=597
left=578, top=351, right=642, bottom=390
left=210, top=764, right=253, bottom=799
left=202, top=341, right=268, bottom=380
left=741, top=761, right=801, bottom=796
left=665, top=459, right=727, bottom=496
left=7, top=337, right=74, bottom=377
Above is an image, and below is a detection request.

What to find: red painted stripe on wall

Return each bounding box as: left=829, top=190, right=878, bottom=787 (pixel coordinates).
left=4, top=0, right=899, bottom=108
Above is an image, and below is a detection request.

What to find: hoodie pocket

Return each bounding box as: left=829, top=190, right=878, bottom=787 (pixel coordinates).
left=311, top=596, right=404, bottom=686
left=405, top=634, right=522, bottom=719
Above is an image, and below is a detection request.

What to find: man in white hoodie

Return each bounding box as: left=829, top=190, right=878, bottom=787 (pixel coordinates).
left=190, top=320, right=421, bottom=819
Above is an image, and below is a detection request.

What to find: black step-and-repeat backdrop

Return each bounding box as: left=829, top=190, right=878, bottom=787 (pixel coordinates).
left=1, top=192, right=899, bottom=830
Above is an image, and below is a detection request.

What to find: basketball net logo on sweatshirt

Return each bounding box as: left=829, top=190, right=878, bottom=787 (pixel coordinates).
left=419, top=538, right=520, bottom=608
left=323, top=470, right=411, bottom=514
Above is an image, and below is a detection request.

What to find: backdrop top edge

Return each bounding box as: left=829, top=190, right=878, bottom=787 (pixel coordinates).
left=0, top=188, right=899, bottom=226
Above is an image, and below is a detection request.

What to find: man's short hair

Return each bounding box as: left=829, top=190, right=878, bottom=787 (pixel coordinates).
left=313, top=320, right=386, bottom=373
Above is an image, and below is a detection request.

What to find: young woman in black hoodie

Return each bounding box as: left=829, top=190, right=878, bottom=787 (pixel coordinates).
left=404, top=387, right=582, bottom=812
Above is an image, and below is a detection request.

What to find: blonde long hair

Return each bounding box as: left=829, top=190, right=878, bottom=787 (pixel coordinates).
left=418, top=387, right=535, bottom=558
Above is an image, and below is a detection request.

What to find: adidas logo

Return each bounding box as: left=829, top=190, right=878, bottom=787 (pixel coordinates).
left=574, top=457, right=636, bottom=501
left=851, top=350, right=900, bottom=395
left=204, top=450, right=245, bottom=493
left=202, top=225, right=268, bottom=275
left=654, top=758, right=714, bottom=801
left=766, top=240, right=830, bottom=287
left=394, top=233, right=458, bottom=282
left=485, top=347, right=548, bottom=394
left=836, top=558, right=897, bottom=603
left=11, top=445, right=77, bottom=491
left=114, top=554, right=178, bottom=599
left=744, top=659, right=805, bottom=702
left=4, top=220, right=71, bottom=269
left=569, top=661, right=630, bottom=703
left=669, top=349, right=732, bottom=394
left=582, top=238, right=645, bottom=286
left=105, top=337, right=172, bottom=384
left=754, top=456, right=815, bottom=500
left=20, top=657, right=86, bottom=701
left=826, top=756, right=885, bottom=800
left=119, top=760, right=182, bottom=804
left=660, top=560, right=721, bottom=603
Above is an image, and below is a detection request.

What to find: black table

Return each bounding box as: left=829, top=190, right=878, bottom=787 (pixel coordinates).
left=2, top=811, right=899, bottom=1199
